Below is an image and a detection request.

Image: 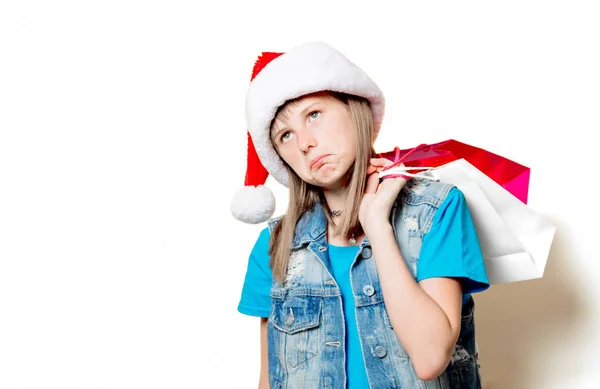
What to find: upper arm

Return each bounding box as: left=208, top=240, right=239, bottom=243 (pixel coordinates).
left=259, top=318, right=269, bottom=388
left=416, top=187, right=491, bottom=343
left=417, top=186, right=490, bottom=295
left=260, top=317, right=268, bottom=355
left=238, top=227, right=273, bottom=318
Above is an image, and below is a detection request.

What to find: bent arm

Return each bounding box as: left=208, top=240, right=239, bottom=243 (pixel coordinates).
left=368, top=224, right=462, bottom=381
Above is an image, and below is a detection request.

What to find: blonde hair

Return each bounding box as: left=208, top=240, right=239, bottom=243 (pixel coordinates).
left=268, top=91, right=376, bottom=284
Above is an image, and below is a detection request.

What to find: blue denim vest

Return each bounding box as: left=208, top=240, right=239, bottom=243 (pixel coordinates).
left=266, top=178, right=482, bottom=389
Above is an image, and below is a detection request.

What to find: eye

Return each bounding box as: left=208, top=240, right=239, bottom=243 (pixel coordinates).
left=280, top=131, right=292, bottom=143
left=308, top=111, right=321, bottom=121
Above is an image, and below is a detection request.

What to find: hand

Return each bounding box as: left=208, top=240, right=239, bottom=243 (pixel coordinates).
left=359, top=158, right=409, bottom=234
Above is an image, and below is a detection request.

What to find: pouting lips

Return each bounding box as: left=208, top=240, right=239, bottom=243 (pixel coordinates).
left=310, top=154, right=330, bottom=170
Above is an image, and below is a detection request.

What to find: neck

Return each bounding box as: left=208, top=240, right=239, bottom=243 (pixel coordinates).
left=321, top=186, right=361, bottom=243
left=321, top=186, right=348, bottom=213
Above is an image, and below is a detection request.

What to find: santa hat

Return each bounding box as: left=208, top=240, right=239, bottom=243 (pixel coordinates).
left=230, top=41, right=385, bottom=224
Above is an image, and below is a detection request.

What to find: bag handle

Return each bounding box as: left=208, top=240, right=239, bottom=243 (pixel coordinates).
left=377, top=144, right=442, bottom=181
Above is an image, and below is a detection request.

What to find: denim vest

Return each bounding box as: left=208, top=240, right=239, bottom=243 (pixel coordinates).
left=266, top=178, right=482, bottom=389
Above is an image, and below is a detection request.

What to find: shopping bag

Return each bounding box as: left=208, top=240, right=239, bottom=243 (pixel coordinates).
left=391, top=158, right=555, bottom=284
left=378, top=139, right=531, bottom=204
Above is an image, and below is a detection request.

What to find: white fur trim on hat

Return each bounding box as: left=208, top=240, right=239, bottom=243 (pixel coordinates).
left=245, top=41, right=385, bottom=188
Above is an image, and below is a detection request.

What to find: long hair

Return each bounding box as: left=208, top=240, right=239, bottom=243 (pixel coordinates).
left=268, top=91, right=376, bottom=284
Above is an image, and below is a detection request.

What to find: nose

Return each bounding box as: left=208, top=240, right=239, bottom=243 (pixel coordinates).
left=297, top=131, right=317, bottom=154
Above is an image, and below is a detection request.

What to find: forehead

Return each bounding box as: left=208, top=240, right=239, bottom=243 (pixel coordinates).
left=292, top=91, right=332, bottom=106
left=274, top=92, right=335, bottom=122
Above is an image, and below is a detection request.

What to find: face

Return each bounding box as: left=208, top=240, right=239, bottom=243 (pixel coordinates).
left=270, top=92, right=358, bottom=190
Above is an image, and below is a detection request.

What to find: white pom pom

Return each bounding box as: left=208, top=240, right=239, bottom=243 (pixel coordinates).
left=231, top=185, right=276, bottom=224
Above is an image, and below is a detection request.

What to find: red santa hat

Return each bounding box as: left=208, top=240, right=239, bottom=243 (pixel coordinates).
left=231, top=41, right=385, bottom=224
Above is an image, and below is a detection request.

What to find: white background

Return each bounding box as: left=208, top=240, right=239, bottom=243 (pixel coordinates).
left=1, top=1, right=598, bottom=388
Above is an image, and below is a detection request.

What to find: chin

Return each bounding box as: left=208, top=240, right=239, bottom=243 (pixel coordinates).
left=313, top=170, right=349, bottom=189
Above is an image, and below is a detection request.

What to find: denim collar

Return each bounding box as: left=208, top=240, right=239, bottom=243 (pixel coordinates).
left=291, top=202, right=327, bottom=249
left=291, top=202, right=371, bottom=249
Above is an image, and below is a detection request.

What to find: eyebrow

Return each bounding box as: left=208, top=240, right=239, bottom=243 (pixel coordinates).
left=271, top=102, right=321, bottom=141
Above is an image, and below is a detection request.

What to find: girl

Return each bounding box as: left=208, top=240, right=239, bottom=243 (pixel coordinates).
left=232, top=42, right=490, bottom=389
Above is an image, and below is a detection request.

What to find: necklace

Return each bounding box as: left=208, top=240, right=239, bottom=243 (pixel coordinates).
left=327, top=208, right=356, bottom=245
left=349, top=233, right=356, bottom=245
left=330, top=209, right=342, bottom=217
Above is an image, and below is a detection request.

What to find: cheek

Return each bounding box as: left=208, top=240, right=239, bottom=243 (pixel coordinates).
left=280, top=150, right=305, bottom=173
left=335, top=116, right=356, bottom=139
left=339, top=123, right=358, bottom=152
left=286, top=152, right=301, bottom=166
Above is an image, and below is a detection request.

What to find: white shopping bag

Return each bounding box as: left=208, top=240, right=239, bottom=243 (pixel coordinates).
left=419, top=159, right=556, bottom=284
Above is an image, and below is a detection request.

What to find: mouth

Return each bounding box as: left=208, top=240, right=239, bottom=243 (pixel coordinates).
left=310, top=154, right=330, bottom=170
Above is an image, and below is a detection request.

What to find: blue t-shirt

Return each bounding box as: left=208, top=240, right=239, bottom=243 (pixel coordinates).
left=328, top=244, right=369, bottom=387
left=237, top=187, right=490, bottom=386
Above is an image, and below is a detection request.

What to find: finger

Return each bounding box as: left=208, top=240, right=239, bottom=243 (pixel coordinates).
left=379, top=162, right=409, bottom=177
left=370, top=158, right=394, bottom=168
left=366, top=164, right=377, bottom=175
left=370, top=157, right=390, bottom=166
left=379, top=177, right=406, bottom=193
left=364, top=172, right=380, bottom=194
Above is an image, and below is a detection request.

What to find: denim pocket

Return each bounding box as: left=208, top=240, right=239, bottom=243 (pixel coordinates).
left=448, top=360, right=481, bottom=389
left=447, top=297, right=481, bottom=389
left=269, top=295, right=322, bottom=368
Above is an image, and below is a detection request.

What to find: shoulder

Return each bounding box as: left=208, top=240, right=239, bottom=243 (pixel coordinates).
left=246, top=226, right=273, bottom=275
left=419, top=186, right=473, bottom=235
left=392, top=179, right=463, bottom=235
left=429, top=186, right=467, bottom=223
left=250, top=226, right=271, bottom=254
left=266, top=214, right=284, bottom=233
left=399, top=178, right=456, bottom=208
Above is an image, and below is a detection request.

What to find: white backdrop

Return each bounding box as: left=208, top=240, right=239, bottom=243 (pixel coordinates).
left=1, top=1, right=598, bottom=388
